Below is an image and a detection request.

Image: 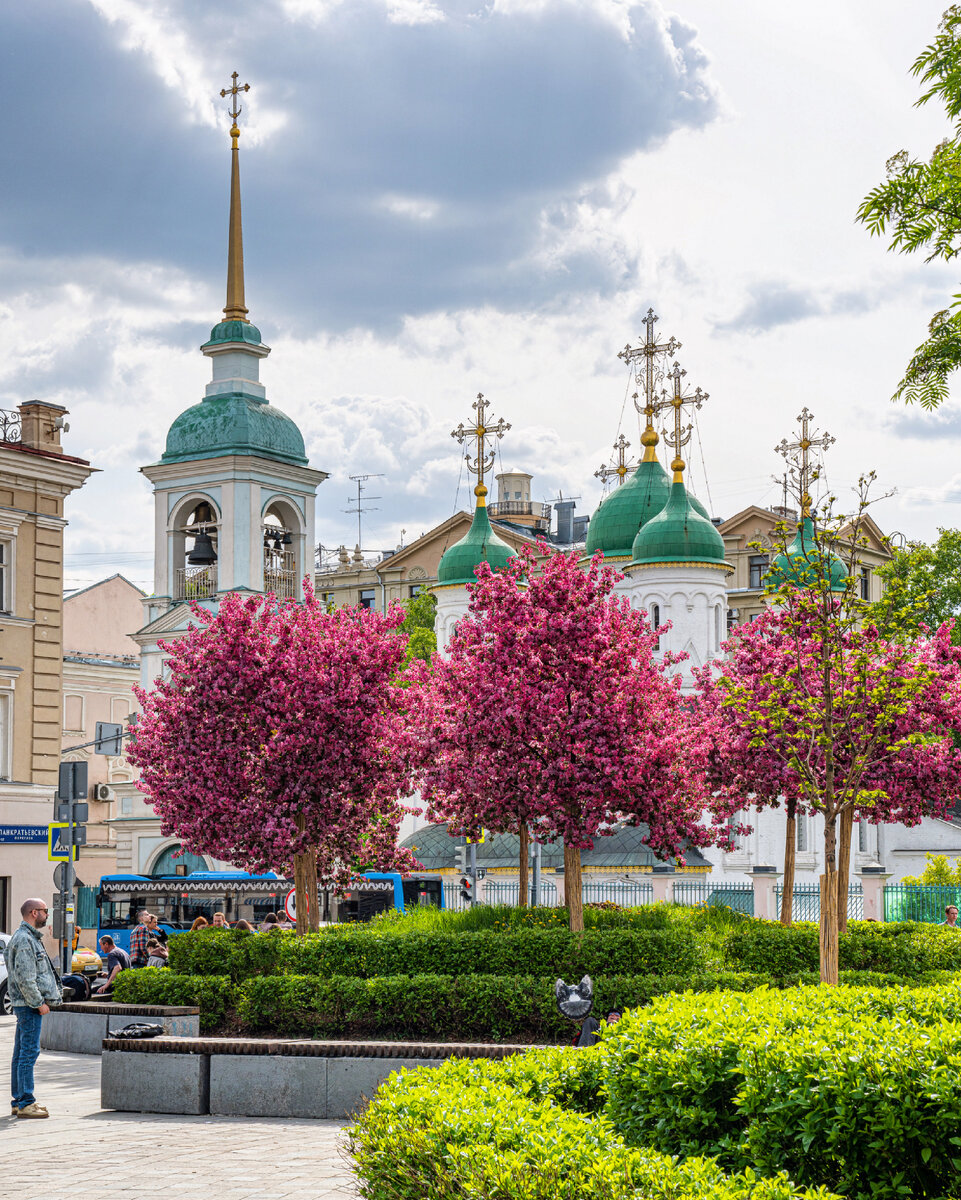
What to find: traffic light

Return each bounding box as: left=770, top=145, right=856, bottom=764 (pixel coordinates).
left=459, top=876, right=473, bottom=903
left=454, top=841, right=467, bottom=873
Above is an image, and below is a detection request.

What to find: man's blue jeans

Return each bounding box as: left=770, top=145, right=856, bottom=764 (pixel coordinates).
left=11, top=1006, right=43, bottom=1109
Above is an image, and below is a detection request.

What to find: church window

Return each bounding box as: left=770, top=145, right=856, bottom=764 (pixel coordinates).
left=409, top=584, right=423, bottom=598
left=796, top=814, right=808, bottom=853
left=858, top=819, right=870, bottom=854
left=359, top=589, right=376, bottom=610
left=652, top=603, right=660, bottom=629
left=748, top=555, right=769, bottom=590
left=860, top=567, right=871, bottom=601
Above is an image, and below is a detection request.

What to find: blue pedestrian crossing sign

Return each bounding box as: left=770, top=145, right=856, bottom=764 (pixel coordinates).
left=48, top=823, right=75, bottom=862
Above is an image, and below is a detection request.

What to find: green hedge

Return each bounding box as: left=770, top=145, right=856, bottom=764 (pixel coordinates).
left=112, top=970, right=235, bottom=1033
left=166, top=926, right=705, bottom=982
left=348, top=1049, right=841, bottom=1200
left=604, top=981, right=961, bottom=1200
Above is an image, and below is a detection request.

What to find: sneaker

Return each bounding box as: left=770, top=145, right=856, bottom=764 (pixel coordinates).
left=10, top=1105, right=18, bottom=1116
left=17, top=1103, right=48, bottom=1119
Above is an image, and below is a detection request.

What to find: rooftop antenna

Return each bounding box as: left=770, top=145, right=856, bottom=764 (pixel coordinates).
left=344, top=474, right=384, bottom=550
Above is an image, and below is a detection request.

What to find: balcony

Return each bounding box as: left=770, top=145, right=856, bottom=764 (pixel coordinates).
left=488, top=500, right=551, bottom=525
left=175, top=565, right=217, bottom=602
left=0, top=409, right=22, bottom=444
left=264, top=549, right=297, bottom=599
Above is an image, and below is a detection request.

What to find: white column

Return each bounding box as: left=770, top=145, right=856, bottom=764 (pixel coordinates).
left=750, top=864, right=780, bottom=920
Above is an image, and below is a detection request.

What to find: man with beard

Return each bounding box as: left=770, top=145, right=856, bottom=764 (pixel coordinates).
left=4, top=898, right=62, bottom=1118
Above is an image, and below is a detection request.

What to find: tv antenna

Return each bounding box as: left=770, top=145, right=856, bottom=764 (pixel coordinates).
left=344, top=474, right=384, bottom=549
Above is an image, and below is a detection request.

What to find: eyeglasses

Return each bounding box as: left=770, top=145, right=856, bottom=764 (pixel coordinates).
left=33, top=908, right=48, bottom=915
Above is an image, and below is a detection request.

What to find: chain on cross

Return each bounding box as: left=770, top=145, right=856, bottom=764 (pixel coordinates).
left=662, top=362, right=708, bottom=482
left=618, top=308, right=680, bottom=432
left=451, top=393, right=511, bottom=501
left=594, top=433, right=637, bottom=489
left=220, top=71, right=250, bottom=133
left=775, top=406, right=835, bottom=517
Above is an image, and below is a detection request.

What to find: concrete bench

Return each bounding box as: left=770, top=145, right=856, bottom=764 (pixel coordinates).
left=41, top=1003, right=200, bottom=1055
left=101, top=1036, right=541, bottom=1118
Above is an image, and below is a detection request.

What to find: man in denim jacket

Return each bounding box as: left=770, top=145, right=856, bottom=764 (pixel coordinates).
left=4, top=898, right=62, bottom=1119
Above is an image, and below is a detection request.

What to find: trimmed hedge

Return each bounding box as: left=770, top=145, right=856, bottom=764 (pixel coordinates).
left=166, top=926, right=705, bottom=982
left=111, top=969, right=235, bottom=1033
left=348, top=1049, right=841, bottom=1200
left=604, top=981, right=961, bottom=1199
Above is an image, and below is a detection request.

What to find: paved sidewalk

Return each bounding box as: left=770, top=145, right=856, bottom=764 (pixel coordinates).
left=1, top=1016, right=360, bottom=1200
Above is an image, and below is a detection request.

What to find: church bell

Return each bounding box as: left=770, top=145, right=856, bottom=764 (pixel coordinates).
left=187, top=529, right=218, bottom=565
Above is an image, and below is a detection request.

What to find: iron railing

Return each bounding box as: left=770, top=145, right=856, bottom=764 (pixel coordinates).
left=488, top=500, right=551, bottom=521
left=582, top=880, right=654, bottom=907
left=0, top=409, right=21, bottom=444
left=264, top=549, right=297, bottom=599
left=174, top=565, right=217, bottom=601
left=883, top=884, right=961, bottom=924
left=484, top=880, right=561, bottom=907
left=672, top=880, right=755, bottom=915
left=774, top=883, right=864, bottom=922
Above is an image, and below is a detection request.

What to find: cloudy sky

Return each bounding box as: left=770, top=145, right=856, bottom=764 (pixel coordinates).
left=1, top=0, right=958, bottom=590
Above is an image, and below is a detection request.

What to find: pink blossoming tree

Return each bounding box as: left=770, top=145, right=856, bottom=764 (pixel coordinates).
left=410, top=547, right=724, bottom=932
left=130, top=588, right=417, bottom=934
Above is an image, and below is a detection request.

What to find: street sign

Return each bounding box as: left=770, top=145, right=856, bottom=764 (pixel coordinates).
left=58, top=760, right=88, bottom=801
left=0, top=824, right=48, bottom=844
left=48, top=824, right=75, bottom=862
left=284, top=887, right=297, bottom=922
left=95, top=722, right=124, bottom=756
left=55, top=801, right=88, bottom=823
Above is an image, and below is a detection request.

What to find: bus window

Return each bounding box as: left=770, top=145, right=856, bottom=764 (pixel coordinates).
left=402, top=878, right=443, bottom=909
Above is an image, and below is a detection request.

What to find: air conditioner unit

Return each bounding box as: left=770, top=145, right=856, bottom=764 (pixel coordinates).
left=93, top=783, right=113, bottom=802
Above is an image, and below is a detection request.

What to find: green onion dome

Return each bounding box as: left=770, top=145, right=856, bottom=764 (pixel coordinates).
left=585, top=458, right=671, bottom=559
left=766, top=516, right=848, bottom=592
left=161, top=394, right=308, bottom=466
left=437, top=493, right=516, bottom=586
left=631, top=481, right=727, bottom=565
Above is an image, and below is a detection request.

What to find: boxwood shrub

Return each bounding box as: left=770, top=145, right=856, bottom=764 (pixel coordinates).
left=111, top=969, right=235, bottom=1033
left=348, top=1049, right=841, bottom=1200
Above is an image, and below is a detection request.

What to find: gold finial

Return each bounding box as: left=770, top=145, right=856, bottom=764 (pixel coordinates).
left=594, top=433, right=637, bottom=488
left=661, top=362, right=708, bottom=484
left=618, top=308, right=678, bottom=462
left=220, top=72, right=251, bottom=323
left=775, top=407, right=835, bottom=520
left=451, top=393, right=511, bottom=507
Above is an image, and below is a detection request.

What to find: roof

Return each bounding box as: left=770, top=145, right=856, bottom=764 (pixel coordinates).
left=401, top=822, right=712, bottom=871
left=631, top=481, right=727, bottom=566
left=436, top=501, right=517, bottom=586
left=161, top=392, right=308, bottom=466
left=585, top=458, right=671, bottom=559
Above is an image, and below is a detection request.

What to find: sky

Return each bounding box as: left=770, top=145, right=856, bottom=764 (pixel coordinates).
left=1, top=0, right=959, bottom=591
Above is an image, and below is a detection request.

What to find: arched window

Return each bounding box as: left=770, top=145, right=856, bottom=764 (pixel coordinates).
left=172, top=496, right=220, bottom=602
left=262, top=498, right=303, bottom=600
left=150, top=844, right=208, bottom=878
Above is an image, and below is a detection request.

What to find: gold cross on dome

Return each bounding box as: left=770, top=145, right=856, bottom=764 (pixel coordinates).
left=451, top=393, right=511, bottom=503
left=618, top=309, right=680, bottom=442
left=220, top=71, right=250, bottom=130
left=775, top=406, right=835, bottom=518
left=662, top=361, right=708, bottom=483
left=594, top=433, right=637, bottom=488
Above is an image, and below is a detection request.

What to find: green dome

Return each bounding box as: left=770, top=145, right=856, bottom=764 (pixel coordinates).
left=201, top=320, right=264, bottom=349
left=687, top=491, right=710, bottom=520
left=631, top=481, right=727, bottom=565
left=437, top=501, right=516, bottom=585
left=766, top=517, right=848, bottom=592
left=585, top=459, right=671, bottom=558
left=161, top=392, right=308, bottom=466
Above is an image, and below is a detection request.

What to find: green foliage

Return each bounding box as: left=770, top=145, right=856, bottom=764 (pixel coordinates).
left=869, top=528, right=961, bottom=644
left=902, top=851, right=961, bottom=885
left=857, top=8, right=961, bottom=408
left=398, top=589, right=437, bottom=667
left=604, top=981, right=961, bottom=1199
left=166, top=925, right=705, bottom=982
left=349, top=1047, right=841, bottom=1200
left=111, top=969, right=235, bottom=1033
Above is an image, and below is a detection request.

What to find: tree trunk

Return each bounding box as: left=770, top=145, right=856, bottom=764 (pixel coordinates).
left=819, top=814, right=839, bottom=984
left=564, top=843, right=584, bottom=933
left=836, top=806, right=854, bottom=934
left=781, top=798, right=797, bottom=926
left=293, top=814, right=310, bottom=937
left=305, top=846, right=320, bottom=933
left=518, top=825, right=530, bottom=908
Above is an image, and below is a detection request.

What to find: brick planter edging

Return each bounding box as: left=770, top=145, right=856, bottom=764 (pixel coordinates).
left=101, top=1035, right=544, bottom=1059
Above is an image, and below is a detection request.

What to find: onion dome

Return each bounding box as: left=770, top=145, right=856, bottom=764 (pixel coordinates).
left=585, top=458, right=671, bottom=559
left=766, top=516, right=848, bottom=592
left=631, top=481, right=726, bottom=565
left=437, top=487, right=516, bottom=585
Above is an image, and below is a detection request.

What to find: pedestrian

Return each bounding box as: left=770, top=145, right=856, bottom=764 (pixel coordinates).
left=259, top=912, right=279, bottom=932
left=4, top=898, right=62, bottom=1119
left=190, top=916, right=209, bottom=932
left=606, top=1011, right=622, bottom=1025
left=941, top=904, right=959, bottom=929
left=145, top=938, right=168, bottom=967
left=233, top=919, right=254, bottom=932
left=129, top=909, right=154, bottom=967
left=91, top=936, right=131, bottom=994
left=573, top=1015, right=602, bottom=1047
left=211, top=912, right=230, bottom=929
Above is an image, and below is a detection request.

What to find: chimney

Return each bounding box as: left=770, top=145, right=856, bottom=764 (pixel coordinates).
left=554, top=499, right=575, bottom=544
left=18, top=400, right=68, bottom=455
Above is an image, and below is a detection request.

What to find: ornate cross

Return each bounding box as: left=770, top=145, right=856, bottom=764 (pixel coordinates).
left=775, top=407, right=835, bottom=518
left=451, top=393, right=511, bottom=502
left=594, top=433, right=637, bottom=488
left=662, top=362, right=708, bottom=483
left=618, top=309, right=680, bottom=439
left=220, top=71, right=250, bottom=130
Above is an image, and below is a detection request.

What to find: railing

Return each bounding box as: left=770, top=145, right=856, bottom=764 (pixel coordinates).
left=774, top=883, right=864, bottom=922
left=582, top=880, right=654, bottom=907
left=883, top=884, right=961, bottom=924
left=672, top=880, right=755, bottom=915
left=174, top=565, right=217, bottom=601
left=264, top=550, right=297, bottom=599
left=488, top=501, right=551, bottom=521
left=0, top=408, right=22, bottom=444
left=484, top=880, right=561, bottom=907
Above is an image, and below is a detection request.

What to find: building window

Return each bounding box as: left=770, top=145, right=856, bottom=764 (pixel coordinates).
left=749, top=554, right=769, bottom=590
left=858, top=819, right=869, bottom=854
left=0, top=541, right=10, bottom=613
left=63, top=695, right=84, bottom=733
left=796, top=814, right=808, bottom=853
left=111, top=697, right=130, bottom=725
left=860, top=567, right=870, bottom=601
left=121, top=796, right=133, bottom=815
left=409, top=584, right=424, bottom=598
left=726, top=811, right=741, bottom=851
left=359, top=589, right=376, bottom=611
left=0, top=691, right=10, bottom=780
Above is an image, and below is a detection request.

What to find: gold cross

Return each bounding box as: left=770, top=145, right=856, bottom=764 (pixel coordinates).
left=775, top=407, right=835, bottom=517
left=451, top=393, right=511, bottom=503
left=661, top=362, right=708, bottom=483
left=220, top=71, right=250, bottom=133
left=618, top=309, right=679, bottom=432
left=594, top=433, right=637, bottom=488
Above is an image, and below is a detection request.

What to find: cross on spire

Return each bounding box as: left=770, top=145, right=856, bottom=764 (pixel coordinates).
left=662, top=362, right=708, bottom=483
left=618, top=308, right=679, bottom=459
left=594, top=433, right=637, bottom=488
left=775, top=406, right=835, bottom=519
left=451, top=393, right=511, bottom=505
left=220, top=71, right=250, bottom=140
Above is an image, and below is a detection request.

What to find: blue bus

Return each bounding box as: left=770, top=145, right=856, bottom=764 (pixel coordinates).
left=97, top=870, right=444, bottom=950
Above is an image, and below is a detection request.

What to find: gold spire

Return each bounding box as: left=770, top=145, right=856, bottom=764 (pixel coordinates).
left=451, top=393, right=511, bottom=507
left=618, top=309, right=678, bottom=463
left=594, top=432, right=637, bottom=487
left=662, top=362, right=707, bottom=484
left=220, top=72, right=251, bottom=323
left=775, top=407, right=835, bottom=520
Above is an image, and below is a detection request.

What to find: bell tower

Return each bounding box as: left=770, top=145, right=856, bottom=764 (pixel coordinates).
left=134, top=73, right=328, bottom=688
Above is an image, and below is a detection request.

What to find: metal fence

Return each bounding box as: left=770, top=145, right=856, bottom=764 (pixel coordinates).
left=883, top=884, right=961, bottom=924
left=484, top=880, right=561, bottom=907
left=773, top=883, right=864, bottom=922
left=671, top=880, right=755, bottom=915
left=582, top=880, right=654, bottom=907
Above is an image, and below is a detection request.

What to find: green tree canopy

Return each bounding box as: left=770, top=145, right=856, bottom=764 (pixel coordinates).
left=399, top=588, right=437, bottom=667
left=858, top=7, right=961, bottom=408
left=869, top=527, right=961, bottom=643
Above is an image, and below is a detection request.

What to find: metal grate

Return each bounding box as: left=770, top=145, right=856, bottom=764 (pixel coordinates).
left=582, top=880, right=654, bottom=907
left=774, top=883, right=864, bottom=922
left=483, top=880, right=561, bottom=907
left=883, top=884, right=961, bottom=924
left=672, top=880, right=755, bottom=915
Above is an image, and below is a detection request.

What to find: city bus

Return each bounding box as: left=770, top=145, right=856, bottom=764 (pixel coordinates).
left=96, top=869, right=444, bottom=950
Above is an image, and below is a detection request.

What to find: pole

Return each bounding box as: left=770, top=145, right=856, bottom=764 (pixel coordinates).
left=531, top=838, right=541, bottom=907
left=468, top=842, right=477, bottom=907
left=62, top=812, right=74, bottom=975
